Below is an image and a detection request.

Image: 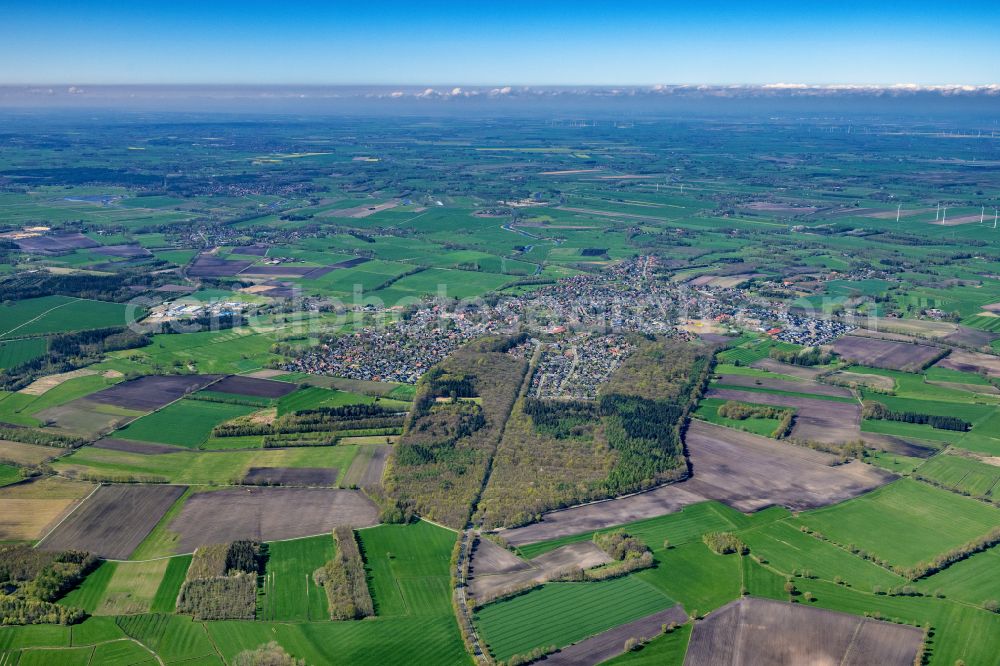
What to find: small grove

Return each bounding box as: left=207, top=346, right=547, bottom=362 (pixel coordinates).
left=312, top=527, right=374, bottom=620
left=862, top=401, right=971, bottom=431
left=176, top=540, right=262, bottom=620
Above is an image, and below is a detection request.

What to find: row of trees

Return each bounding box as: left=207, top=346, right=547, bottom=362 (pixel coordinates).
left=312, top=527, right=373, bottom=620
left=862, top=401, right=970, bottom=431
left=0, top=426, right=83, bottom=449
left=212, top=404, right=406, bottom=438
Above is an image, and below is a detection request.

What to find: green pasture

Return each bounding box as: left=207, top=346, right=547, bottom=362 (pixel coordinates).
left=114, top=399, right=256, bottom=448
left=792, top=479, right=1000, bottom=569
left=0, top=296, right=133, bottom=339
left=475, top=577, right=675, bottom=662
left=258, top=535, right=332, bottom=622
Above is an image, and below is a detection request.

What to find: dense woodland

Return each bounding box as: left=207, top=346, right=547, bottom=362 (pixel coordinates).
left=478, top=338, right=711, bottom=528
left=0, top=546, right=96, bottom=625
left=176, top=541, right=262, bottom=620
left=386, top=336, right=528, bottom=529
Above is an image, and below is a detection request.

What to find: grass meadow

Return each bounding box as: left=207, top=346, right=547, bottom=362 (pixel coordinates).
left=791, top=479, right=1000, bottom=569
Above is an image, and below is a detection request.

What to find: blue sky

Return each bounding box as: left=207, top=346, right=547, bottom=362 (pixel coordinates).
left=2, top=1, right=997, bottom=85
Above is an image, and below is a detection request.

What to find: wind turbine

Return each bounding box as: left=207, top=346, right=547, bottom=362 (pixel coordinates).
left=942, top=206, right=948, bottom=224
left=935, top=203, right=941, bottom=221
left=995, top=209, right=998, bottom=230
left=896, top=203, right=902, bottom=223
left=981, top=206, right=986, bottom=224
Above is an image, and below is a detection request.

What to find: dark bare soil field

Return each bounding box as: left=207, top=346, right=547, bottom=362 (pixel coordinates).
left=92, top=244, right=151, bottom=258
left=942, top=326, right=999, bottom=348
left=15, top=233, right=99, bottom=253
left=93, top=438, right=186, bottom=454
left=187, top=254, right=254, bottom=277
left=749, top=358, right=826, bottom=380
left=503, top=421, right=892, bottom=546
left=328, top=256, right=371, bottom=269
left=696, top=333, right=735, bottom=345
left=706, top=387, right=860, bottom=443
left=239, top=265, right=317, bottom=277
left=935, top=349, right=1000, bottom=378
left=469, top=538, right=532, bottom=577
left=545, top=605, right=689, bottom=666
left=242, top=466, right=338, bottom=486
left=715, top=374, right=852, bottom=398
left=831, top=335, right=942, bottom=372
left=37, top=484, right=187, bottom=559
left=170, top=487, right=378, bottom=552
left=230, top=245, right=269, bottom=256
left=356, top=444, right=391, bottom=489
left=470, top=541, right=611, bottom=601
left=680, top=421, right=889, bottom=512
left=86, top=374, right=222, bottom=411
left=256, top=282, right=300, bottom=299
left=209, top=375, right=297, bottom=398
left=685, top=597, right=923, bottom=666
left=723, top=381, right=930, bottom=458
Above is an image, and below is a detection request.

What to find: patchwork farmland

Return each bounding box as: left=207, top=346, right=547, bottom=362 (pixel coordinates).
left=4, top=106, right=1000, bottom=666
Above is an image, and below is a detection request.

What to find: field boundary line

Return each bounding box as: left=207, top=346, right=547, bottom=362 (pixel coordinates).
left=119, top=525, right=367, bottom=562
left=35, top=481, right=102, bottom=547
left=0, top=297, right=80, bottom=339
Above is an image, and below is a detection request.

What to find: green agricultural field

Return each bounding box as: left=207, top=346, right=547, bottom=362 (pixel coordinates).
left=475, top=577, right=675, bottom=662
left=792, top=479, right=1000, bottom=569
left=693, top=397, right=785, bottom=437
left=368, top=267, right=511, bottom=303
left=915, top=454, right=1000, bottom=499
left=924, top=365, right=993, bottom=386
left=275, top=386, right=376, bottom=416
left=58, top=561, right=118, bottom=614
left=602, top=623, right=691, bottom=666
left=0, top=463, right=20, bottom=487
left=863, top=450, right=926, bottom=475
left=853, top=366, right=997, bottom=403
left=151, top=555, right=192, bottom=613
left=961, top=314, right=1000, bottom=332
left=0, top=373, right=123, bottom=427
left=258, top=535, right=333, bottom=622
left=95, top=559, right=170, bottom=615
left=0, top=296, right=133, bottom=339
left=53, top=443, right=358, bottom=486
left=0, top=337, right=47, bottom=370
left=738, top=520, right=905, bottom=590
left=636, top=541, right=742, bottom=613
left=914, top=545, right=1000, bottom=607
left=205, top=520, right=467, bottom=665
left=114, top=399, right=256, bottom=448
left=120, top=327, right=280, bottom=375
left=358, top=520, right=457, bottom=618
left=516, top=501, right=768, bottom=560
left=748, top=574, right=1000, bottom=666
